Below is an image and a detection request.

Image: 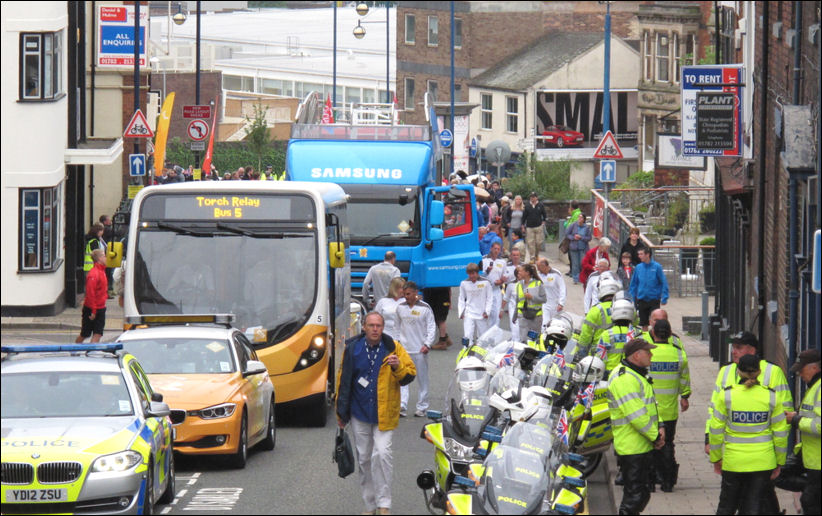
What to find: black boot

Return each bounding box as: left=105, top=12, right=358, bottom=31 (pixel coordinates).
left=614, top=471, right=624, bottom=486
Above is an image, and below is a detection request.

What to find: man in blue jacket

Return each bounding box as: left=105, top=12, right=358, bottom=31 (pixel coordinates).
left=629, top=247, right=669, bottom=333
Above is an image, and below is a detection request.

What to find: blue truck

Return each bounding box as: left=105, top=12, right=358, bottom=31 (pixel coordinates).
left=286, top=92, right=481, bottom=302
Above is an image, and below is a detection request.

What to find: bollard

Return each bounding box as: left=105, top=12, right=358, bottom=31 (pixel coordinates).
left=701, top=291, right=709, bottom=341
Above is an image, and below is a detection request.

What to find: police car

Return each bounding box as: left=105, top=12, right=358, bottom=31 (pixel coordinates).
left=1, top=343, right=175, bottom=515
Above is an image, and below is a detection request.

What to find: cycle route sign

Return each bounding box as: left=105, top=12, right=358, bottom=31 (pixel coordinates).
left=124, top=109, right=154, bottom=138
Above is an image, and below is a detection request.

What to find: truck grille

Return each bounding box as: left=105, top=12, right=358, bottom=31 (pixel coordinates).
left=1, top=463, right=34, bottom=485
left=37, top=462, right=82, bottom=484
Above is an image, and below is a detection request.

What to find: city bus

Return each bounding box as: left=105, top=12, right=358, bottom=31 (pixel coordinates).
left=122, top=181, right=349, bottom=425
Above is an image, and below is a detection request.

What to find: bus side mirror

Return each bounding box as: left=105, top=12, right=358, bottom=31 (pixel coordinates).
left=106, top=241, right=123, bottom=268
left=329, top=242, right=345, bottom=269
left=429, top=200, right=444, bottom=226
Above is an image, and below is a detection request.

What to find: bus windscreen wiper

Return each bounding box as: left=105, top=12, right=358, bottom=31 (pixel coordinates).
left=216, top=222, right=312, bottom=239
left=156, top=222, right=210, bottom=236
left=216, top=222, right=254, bottom=236
left=360, top=233, right=410, bottom=246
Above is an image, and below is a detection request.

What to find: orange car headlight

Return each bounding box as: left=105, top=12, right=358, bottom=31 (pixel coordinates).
left=189, top=402, right=237, bottom=419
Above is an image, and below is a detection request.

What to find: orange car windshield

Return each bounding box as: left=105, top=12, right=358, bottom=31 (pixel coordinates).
left=120, top=338, right=236, bottom=374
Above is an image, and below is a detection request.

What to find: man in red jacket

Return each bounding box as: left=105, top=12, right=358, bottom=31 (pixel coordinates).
left=76, top=249, right=108, bottom=343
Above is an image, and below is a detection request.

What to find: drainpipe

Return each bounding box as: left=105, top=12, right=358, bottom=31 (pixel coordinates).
left=757, top=2, right=768, bottom=349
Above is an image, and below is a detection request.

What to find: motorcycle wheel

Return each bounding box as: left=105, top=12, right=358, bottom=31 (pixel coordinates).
left=580, top=452, right=602, bottom=479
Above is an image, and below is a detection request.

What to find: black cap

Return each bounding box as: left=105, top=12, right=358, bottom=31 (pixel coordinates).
left=737, top=354, right=761, bottom=373
left=624, top=338, right=656, bottom=357
left=790, top=348, right=821, bottom=373
left=730, top=331, right=759, bottom=349
left=652, top=319, right=671, bottom=341
left=529, top=191, right=538, bottom=198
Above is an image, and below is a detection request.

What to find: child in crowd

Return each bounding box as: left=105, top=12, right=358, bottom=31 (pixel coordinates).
left=616, top=251, right=634, bottom=294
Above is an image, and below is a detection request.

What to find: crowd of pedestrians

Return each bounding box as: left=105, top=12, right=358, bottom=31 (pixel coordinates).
left=150, top=163, right=286, bottom=184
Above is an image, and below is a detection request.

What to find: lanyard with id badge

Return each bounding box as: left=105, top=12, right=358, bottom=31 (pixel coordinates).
left=358, top=342, right=382, bottom=390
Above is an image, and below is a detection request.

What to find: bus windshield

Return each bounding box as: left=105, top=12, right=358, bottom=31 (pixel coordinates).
left=131, top=193, right=318, bottom=346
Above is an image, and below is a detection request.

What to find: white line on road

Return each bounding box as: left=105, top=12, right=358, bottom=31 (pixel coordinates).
left=171, top=489, right=188, bottom=505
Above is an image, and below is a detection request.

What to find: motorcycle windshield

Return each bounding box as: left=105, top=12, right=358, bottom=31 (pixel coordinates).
left=500, top=422, right=554, bottom=461
left=444, top=375, right=495, bottom=444
left=481, top=445, right=550, bottom=514
left=476, top=326, right=513, bottom=350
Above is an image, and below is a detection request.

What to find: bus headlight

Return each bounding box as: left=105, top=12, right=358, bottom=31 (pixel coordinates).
left=293, top=333, right=327, bottom=372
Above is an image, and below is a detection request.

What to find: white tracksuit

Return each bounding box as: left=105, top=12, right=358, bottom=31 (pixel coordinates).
left=396, top=299, right=436, bottom=412
left=538, top=267, right=567, bottom=327
left=458, top=277, right=493, bottom=344
left=481, top=255, right=508, bottom=327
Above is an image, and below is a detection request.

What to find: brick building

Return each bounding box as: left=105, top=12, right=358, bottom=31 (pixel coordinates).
left=713, top=1, right=820, bottom=379
left=396, top=1, right=640, bottom=127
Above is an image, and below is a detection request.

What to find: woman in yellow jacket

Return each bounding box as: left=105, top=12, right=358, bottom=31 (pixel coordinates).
left=708, top=354, right=788, bottom=515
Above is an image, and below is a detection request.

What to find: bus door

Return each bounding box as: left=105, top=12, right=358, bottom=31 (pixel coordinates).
left=421, top=185, right=481, bottom=288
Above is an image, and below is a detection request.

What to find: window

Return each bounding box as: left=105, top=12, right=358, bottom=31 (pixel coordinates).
left=673, top=33, right=681, bottom=83
left=405, top=77, right=415, bottom=110
left=20, top=184, right=61, bottom=272
left=345, top=86, right=361, bottom=104
left=20, top=32, right=63, bottom=100
left=656, top=32, right=669, bottom=82
left=643, top=31, right=653, bottom=81
left=362, top=88, right=376, bottom=103
left=428, top=16, right=438, bottom=46
left=405, top=14, right=415, bottom=44
left=481, top=93, right=493, bottom=130
left=454, top=18, right=463, bottom=48
left=427, top=80, right=438, bottom=102
left=506, top=96, right=518, bottom=133
left=223, top=75, right=254, bottom=92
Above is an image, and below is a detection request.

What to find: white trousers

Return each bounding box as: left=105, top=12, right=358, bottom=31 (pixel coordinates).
left=463, top=316, right=491, bottom=345
left=400, top=352, right=429, bottom=412
left=541, top=304, right=558, bottom=329
left=350, top=417, right=393, bottom=511
left=488, top=288, right=502, bottom=328
left=507, top=303, right=520, bottom=338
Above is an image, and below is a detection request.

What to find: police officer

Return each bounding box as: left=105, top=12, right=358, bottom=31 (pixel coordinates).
left=705, top=331, right=792, bottom=513
left=607, top=338, right=664, bottom=515
left=579, top=275, right=622, bottom=357
left=786, top=348, right=821, bottom=515
left=708, top=354, right=788, bottom=515
left=600, top=298, right=637, bottom=375
left=647, top=319, right=690, bottom=492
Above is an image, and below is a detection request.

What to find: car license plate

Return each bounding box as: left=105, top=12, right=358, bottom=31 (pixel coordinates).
left=5, top=488, right=68, bottom=502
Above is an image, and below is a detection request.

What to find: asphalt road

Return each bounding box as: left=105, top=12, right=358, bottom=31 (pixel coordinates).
left=1, top=290, right=615, bottom=514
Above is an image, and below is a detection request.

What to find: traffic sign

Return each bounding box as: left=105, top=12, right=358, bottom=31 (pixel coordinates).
left=124, top=109, right=154, bottom=138
left=440, top=129, right=453, bottom=148
left=599, top=160, right=616, bottom=183
left=187, top=119, right=209, bottom=141
left=470, top=137, right=478, bottom=158
left=183, top=105, right=212, bottom=119
left=592, top=130, right=623, bottom=159
left=129, top=154, right=146, bottom=176
left=189, top=141, right=206, bottom=151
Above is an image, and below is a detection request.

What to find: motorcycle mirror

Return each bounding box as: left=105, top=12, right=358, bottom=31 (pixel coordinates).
left=416, top=470, right=436, bottom=490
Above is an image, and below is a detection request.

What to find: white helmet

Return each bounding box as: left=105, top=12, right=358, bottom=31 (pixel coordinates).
left=597, top=276, right=622, bottom=300
left=572, top=355, right=606, bottom=383
left=545, top=316, right=574, bottom=341
left=611, top=298, right=636, bottom=323
left=455, top=356, right=490, bottom=392
left=520, top=386, right=553, bottom=423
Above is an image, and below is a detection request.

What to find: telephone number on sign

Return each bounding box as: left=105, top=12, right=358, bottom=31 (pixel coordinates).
left=5, top=488, right=68, bottom=502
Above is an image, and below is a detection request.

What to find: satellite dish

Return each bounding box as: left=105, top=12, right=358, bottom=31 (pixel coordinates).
left=486, top=140, right=511, bottom=166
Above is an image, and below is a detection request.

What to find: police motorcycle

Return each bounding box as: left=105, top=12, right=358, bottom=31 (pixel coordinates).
left=417, top=356, right=503, bottom=513
left=456, top=326, right=514, bottom=365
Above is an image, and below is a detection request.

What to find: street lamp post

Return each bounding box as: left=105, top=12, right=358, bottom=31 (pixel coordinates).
left=602, top=0, right=612, bottom=239
left=353, top=3, right=391, bottom=104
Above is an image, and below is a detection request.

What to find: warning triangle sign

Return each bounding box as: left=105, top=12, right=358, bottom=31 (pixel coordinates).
left=593, top=130, right=623, bottom=159
left=124, top=109, right=154, bottom=138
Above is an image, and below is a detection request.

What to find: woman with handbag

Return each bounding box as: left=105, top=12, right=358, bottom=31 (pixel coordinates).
left=336, top=312, right=417, bottom=515
left=514, top=263, right=546, bottom=343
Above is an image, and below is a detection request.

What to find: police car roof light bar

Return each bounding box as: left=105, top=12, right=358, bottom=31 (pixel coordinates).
left=1, top=343, right=124, bottom=354
left=125, top=314, right=236, bottom=327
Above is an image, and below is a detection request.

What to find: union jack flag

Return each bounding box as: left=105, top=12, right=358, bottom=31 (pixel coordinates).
left=578, top=383, right=596, bottom=411
left=596, top=339, right=609, bottom=360
left=626, top=326, right=637, bottom=340
left=553, top=348, right=566, bottom=369
left=498, top=347, right=516, bottom=368
left=556, top=408, right=569, bottom=446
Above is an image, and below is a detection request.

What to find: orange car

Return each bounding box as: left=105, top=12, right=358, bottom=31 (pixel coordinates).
left=117, top=323, right=275, bottom=468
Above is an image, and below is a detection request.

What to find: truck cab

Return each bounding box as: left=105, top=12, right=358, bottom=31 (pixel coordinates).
left=286, top=92, right=481, bottom=300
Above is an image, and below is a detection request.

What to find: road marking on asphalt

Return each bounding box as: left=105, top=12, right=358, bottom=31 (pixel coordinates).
left=182, top=487, right=243, bottom=511
left=176, top=472, right=201, bottom=486
left=171, top=489, right=188, bottom=505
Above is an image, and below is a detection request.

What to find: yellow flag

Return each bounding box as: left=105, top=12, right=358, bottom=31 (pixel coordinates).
left=153, top=92, right=175, bottom=176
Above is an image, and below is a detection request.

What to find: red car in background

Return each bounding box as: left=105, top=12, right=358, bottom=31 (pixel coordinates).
left=541, top=125, right=585, bottom=148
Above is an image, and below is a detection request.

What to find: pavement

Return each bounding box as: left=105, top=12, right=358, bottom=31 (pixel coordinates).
left=1, top=240, right=803, bottom=515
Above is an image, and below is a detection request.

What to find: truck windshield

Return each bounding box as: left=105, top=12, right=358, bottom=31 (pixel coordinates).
left=132, top=224, right=317, bottom=345
left=346, top=196, right=420, bottom=246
